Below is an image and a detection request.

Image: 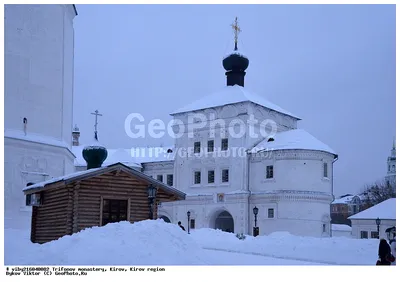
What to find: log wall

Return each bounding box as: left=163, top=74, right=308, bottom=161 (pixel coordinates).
left=30, top=185, right=71, bottom=243
left=30, top=169, right=182, bottom=243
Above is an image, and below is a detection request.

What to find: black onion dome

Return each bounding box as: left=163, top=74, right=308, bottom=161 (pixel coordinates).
left=82, top=138, right=108, bottom=169
left=223, top=52, right=249, bottom=72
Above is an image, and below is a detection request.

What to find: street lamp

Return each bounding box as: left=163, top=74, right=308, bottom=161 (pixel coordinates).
left=147, top=185, right=157, bottom=220
left=187, top=211, right=191, bottom=234
left=253, top=206, right=259, bottom=237
left=375, top=217, right=381, bottom=239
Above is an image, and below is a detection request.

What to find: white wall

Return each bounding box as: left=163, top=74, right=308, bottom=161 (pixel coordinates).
left=332, top=230, right=352, bottom=238
left=4, top=4, right=76, bottom=230
left=172, top=102, right=297, bottom=196
left=351, top=219, right=396, bottom=239
left=4, top=138, right=75, bottom=229
left=142, top=162, right=174, bottom=185
left=158, top=193, right=249, bottom=234
left=4, top=4, right=76, bottom=144
left=250, top=151, right=333, bottom=194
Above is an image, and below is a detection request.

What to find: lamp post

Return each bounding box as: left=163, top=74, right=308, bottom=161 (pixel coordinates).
left=253, top=206, right=259, bottom=237
left=187, top=211, right=191, bottom=234
left=375, top=217, right=381, bottom=239
left=147, top=185, right=157, bottom=220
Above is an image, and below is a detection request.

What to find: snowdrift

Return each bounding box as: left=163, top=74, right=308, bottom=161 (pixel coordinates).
left=4, top=220, right=209, bottom=265
left=190, top=229, right=379, bottom=265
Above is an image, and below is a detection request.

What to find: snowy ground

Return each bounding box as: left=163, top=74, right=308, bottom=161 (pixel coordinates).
left=204, top=250, right=324, bottom=265
left=4, top=220, right=379, bottom=265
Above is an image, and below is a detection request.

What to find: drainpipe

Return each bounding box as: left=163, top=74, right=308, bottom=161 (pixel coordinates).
left=330, top=155, right=339, bottom=237
left=246, top=151, right=251, bottom=235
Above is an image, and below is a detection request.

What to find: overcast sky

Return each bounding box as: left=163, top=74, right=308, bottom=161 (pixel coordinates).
left=72, top=4, right=396, bottom=197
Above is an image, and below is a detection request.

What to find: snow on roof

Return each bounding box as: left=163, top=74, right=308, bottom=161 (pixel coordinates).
left=23, top=162, right=186, bottom=199
left=72, top=146, right=176, bottom=167
left=23, top=167, right=103, bottom=191
left=332, top=196, right=354, bottom=204
left=252, top=129, right=337, bottom=156
left=348, top=198, right=396, bottom=220
left=5, top=129, right=73, bottom=153
left=331, top=224, right=352, bottom=232
left=170, top=85, right=300, bottom=119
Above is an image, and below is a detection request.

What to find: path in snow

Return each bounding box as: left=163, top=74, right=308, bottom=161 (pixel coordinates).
left=204, top=249, right=326, bottom=265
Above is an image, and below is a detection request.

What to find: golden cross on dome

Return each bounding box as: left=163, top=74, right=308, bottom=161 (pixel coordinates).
left=231, top=17, right=241, bottom=50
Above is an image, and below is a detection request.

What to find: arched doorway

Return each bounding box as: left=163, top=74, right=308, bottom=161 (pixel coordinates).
left=159, top=216, right=171, bottom=223
left=215, top=211, right=234, bottom=233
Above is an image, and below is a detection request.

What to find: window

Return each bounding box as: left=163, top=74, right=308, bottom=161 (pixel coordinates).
left=322, top=224, right=326, bottom=233
left=207, top=140, right=214, bottom=152
left=360, top=231, right=368, bottom=239
left=102, top=199, right=128, bottom=226
left=194, top=141, right=201, bottom=154
left=222, top=169, right=229, bottom=183
left=190, top=219, right=195, bottom=229
left=208, top=170, right=215, bottom=184
left=266, top=165, right=274, bottom=179
left=323, top=162, right=328, bottom=178
left=371, top=231, right=379, bottom=239
left=194, top=171, right=201, bottom=184
left=157, top=175, right=163, bottom=182
left=268, top=208, right=274, bottom=218
left=221, top=138, right=228, bottom=151
left=167, top=174, right=173, bottom=186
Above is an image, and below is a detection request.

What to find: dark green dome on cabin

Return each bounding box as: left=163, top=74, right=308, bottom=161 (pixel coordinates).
left=82, top=133, right=108, bottom=170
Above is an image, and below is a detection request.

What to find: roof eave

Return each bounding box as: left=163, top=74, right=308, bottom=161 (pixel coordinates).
left=73, top=4, right=78, bottom=15
left=24, top=162, right=186, bottom=200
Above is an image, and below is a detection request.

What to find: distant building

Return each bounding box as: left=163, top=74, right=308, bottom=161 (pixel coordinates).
left=385, top=139, right=396, bottom=185
left=330, top=195, right=362, bottom=225
left=348, top=198, right=396, bottom=239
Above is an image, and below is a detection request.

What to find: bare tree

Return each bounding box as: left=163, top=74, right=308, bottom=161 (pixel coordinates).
left=359, top=179, right=396, bottom=208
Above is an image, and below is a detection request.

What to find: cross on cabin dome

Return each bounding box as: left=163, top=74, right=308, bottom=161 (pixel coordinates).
left=82, top=110, right=108, bottom=169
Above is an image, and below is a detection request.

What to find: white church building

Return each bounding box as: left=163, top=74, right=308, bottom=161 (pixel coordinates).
left=5, top=7, right=338, bottom=238
left=4, top=4, right=78, bottom=229
left=73, top=24, right=338, bottom=237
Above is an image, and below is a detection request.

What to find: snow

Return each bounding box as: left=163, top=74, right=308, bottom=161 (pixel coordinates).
left=5, top=220, right=382, bottom=265
left=348, top=198, right=396, bottom=220
left=23, top=167, right=103, bottom=191
left=332, top=196, right=355, bottom=204
left=331, top=224, right=352, bottom=232
left=170, top=85, right=300, bottom=119
left=190, top=229, right=379, bottom=265
left=223, top=50, right=248, bottom=60
left=4, top=220, right=209, bottom=265
left=203, top=249, right=323, bottom=265
left=72, top=146, right=175, bottom=167
left=4, top=129, right=72, bottom=152
left=253, top=129, right=337, bottom=156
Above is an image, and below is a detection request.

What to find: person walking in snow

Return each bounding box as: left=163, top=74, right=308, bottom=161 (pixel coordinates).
left=390, top=234, right=396, bottom=266
left=178, top=221, right=185, bottom=231
left=378, top=238, right=393, bottom=265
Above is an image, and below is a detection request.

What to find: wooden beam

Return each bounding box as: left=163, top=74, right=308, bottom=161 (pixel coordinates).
left=72, top=181, right=80, bottom=233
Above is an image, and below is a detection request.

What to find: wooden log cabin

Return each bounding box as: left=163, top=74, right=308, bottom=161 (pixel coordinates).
left=23, top=139, right=185, bottom=244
